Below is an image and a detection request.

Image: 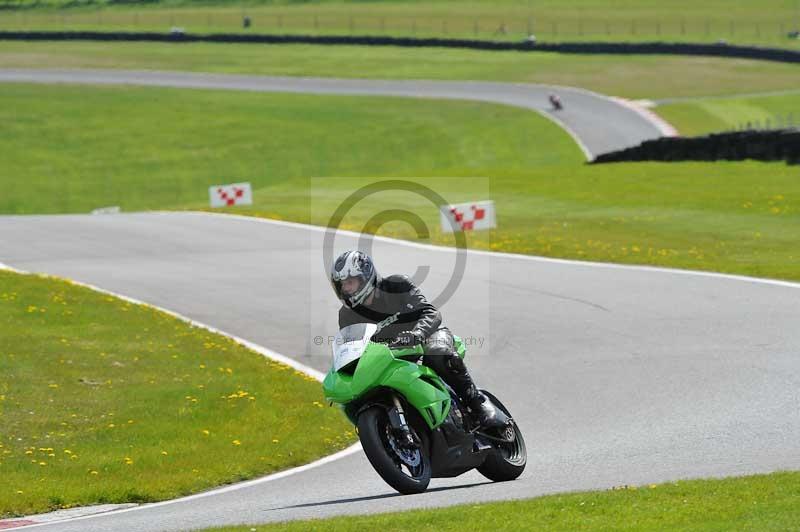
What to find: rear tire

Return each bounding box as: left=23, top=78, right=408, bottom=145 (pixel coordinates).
left=357, top=406, right=431, bottom=494
left=476, top=391, right=527, bottom=482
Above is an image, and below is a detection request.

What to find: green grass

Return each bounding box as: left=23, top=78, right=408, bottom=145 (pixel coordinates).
left=2, top=0, right=800, bottom=48
left=0, top=82, right=582, bottom=215
left=0, top=269, right=355, bottom=518
left=656, top=92, right=800, bottom=136
left=4, top=41, right=800, bottom=99
left=202, top=470, right=800, bottom=531
left=249, top=167, right=800, bottom=282
left=1, top=83, right=798, bottom=283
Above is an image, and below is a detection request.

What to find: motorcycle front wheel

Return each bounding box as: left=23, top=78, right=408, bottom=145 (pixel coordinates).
left=357, top=406, right=431, bottom=494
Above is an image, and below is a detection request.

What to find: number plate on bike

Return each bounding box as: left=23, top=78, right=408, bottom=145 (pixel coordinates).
left=332, top=323, right=377, bottom=371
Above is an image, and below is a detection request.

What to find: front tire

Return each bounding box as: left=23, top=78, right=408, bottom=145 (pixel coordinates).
left=476, top=391, right=527, bottom=482
left=357, top=406, right=431, bottom=494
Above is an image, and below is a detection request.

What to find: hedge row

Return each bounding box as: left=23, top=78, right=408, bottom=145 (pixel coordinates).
left=1, top=30, right=800, bottom=63
left=592, top=129, right=800, bottom=165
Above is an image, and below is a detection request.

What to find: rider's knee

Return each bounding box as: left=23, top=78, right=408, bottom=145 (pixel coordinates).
left=445, top=353, right=467, bottom=375
left=422, top=328, right=459, bottom=372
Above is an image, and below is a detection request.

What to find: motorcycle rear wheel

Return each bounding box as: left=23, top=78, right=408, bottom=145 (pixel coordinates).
left=476, top=391, right=527, bottom=482
left=357, top=406, right=432, bottom=494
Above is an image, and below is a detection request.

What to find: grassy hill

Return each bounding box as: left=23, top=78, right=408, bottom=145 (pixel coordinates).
left=1, top=83, right=797, bottom=282
left=1, top=0, right=799, bottom=47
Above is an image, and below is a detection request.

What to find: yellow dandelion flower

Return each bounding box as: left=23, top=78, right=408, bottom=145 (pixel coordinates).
left=232, top=440, right=241, bottom=446
left=202, top=429, right=210, bottom=436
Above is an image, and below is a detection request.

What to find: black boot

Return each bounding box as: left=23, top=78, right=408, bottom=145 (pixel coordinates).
left=420, top=329, right=507, bottom=429
left=465, top=387, right=506, bottom=430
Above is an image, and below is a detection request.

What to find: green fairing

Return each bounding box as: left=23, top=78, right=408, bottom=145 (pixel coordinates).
left=453, top=335, right=466, bottom=359
left=323, top=337, right=467, bottom=429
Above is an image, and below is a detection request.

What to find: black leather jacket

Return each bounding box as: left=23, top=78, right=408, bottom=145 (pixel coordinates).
left=338, top=275, right=442, bottom=343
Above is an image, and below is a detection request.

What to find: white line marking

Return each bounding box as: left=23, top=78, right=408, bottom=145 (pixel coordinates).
left=2, top=262, right=325, bottom=380
left=610, top=96, right=679, bottom=137
left=0, top=504, right=137, bottom=525
left=181, top=210, right=800, bottom=290
left=0, top=262, right=362, bottom=530
left=535, top=108, right=594, bottom=160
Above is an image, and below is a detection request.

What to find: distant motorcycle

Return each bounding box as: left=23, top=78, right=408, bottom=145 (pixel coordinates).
left=549, top=93, right=563, bottom=111
left=323, top=323, right=526, bottom=494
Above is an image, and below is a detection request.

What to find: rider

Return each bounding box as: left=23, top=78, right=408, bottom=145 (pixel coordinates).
left=330, top=250, right=504, bottom=429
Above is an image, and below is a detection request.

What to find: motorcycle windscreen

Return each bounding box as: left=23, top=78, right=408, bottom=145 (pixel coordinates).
left=332, top=323, right=378, bottom=371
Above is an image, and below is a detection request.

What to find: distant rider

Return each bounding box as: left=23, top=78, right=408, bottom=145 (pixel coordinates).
left=330, top=250, right=504, bottom=429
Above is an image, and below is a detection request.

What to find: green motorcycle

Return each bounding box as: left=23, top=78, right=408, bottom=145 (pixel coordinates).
left=323, top=323, right=526, bottom=494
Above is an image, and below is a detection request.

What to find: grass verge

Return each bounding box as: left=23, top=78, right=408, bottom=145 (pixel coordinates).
left=3, top=41, right=800, bottom=99
left=235, top=167, right=800, bottom=282
left=655, top=92, right=800, bottom=136
left=201, top=470, right=800, bottom=531
left=0, top=269, right=355, bottom=518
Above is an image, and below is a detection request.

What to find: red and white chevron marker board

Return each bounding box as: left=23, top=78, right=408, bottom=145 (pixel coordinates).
left=439, top=200, right=496, bottom=233
left=208, top=182, right=253, bottom=208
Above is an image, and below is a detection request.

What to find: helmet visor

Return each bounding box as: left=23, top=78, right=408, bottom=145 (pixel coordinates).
left=333, top=274, right=369, bottom=306
left=340, top=276, right=366, bottom=298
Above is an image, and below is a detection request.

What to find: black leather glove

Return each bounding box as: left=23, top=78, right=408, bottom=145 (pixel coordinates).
left=389, top=330, right=425, bottom=349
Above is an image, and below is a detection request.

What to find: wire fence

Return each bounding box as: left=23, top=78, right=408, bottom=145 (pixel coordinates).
left=0, top=10, right=799, bottom=44
left=732, top=113, right=799, bottom=133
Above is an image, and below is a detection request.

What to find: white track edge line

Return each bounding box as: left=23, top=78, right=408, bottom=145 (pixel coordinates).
left=177, top=210, right=800, bottom=290
left=532, top=108, right=594, bottom=160
left=609, top=96, right=679, bottom=137
left=0, top=262, right=362, bottom=530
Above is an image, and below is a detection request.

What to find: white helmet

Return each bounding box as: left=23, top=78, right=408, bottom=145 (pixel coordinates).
left=330, top=250, right=379, bottom=308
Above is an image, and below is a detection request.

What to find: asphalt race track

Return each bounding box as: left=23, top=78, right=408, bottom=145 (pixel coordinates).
left=0, top=211, right=798, bottom=531
left=0, top=68, right=671, bottom=159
